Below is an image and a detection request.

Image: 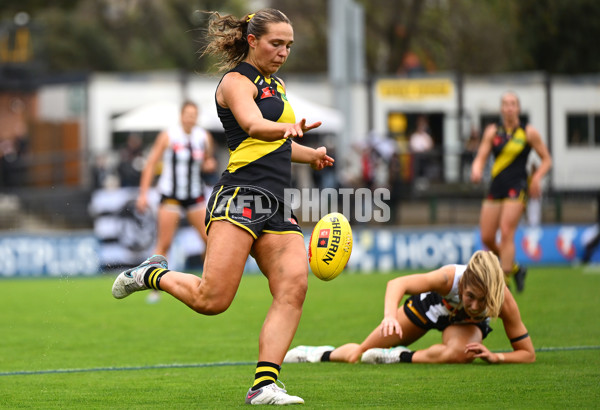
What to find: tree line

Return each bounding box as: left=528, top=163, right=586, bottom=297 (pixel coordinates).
left=1, top=0, right=598, bottom=76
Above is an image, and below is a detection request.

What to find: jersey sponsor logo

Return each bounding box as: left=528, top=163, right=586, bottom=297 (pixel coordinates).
left=260, top=86, right=275, bottom=99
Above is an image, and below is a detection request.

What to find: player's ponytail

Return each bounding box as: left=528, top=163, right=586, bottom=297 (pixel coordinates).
left=201, top=8, right=291, bottom=72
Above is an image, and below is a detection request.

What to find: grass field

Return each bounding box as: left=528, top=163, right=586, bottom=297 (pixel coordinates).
left=1, top=265, right=599, bottom=408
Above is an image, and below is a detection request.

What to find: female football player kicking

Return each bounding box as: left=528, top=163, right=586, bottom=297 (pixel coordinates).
left=285, top=250, right=535, bottom=365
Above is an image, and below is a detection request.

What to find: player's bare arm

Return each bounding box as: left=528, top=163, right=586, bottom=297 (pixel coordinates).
left=291, top=142, right=333, bottom=169
left=526, top=125, right=553, bottom=198
left=202, top=131, right=217, bottom=173
left=471, top=124, right=496, bottom=183
left=381, top=266, right=454, bottom=337
left=137, top=130, right=169, bottom=212
left=218, top=72, right=318, bottom=141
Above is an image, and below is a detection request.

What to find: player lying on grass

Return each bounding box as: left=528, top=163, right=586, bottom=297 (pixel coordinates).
left=286, top=250, right=535, bottom=365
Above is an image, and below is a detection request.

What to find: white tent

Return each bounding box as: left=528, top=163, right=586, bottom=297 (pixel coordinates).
left=112, top=93, right=343, bottom=134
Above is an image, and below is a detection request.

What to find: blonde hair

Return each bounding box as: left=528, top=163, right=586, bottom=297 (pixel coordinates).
left=201, top=8, right=291, bottom=72
left=501, top=90, right=521, bottom=111
left=459, top=250, right=505, bottom=318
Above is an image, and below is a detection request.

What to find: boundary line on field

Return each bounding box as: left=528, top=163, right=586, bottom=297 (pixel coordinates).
left=1, top=345, right=599, bottom=377
left=0, top=361, right=255, bottom=377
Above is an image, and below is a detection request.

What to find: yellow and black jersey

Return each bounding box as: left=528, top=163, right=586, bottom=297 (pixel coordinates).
left=215, top=62, right=295, bottom=201
left=487, top=122, right=532, bottom=201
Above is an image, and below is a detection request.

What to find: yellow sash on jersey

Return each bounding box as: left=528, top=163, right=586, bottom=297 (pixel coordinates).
left=491, top=127, right=527, bottom=178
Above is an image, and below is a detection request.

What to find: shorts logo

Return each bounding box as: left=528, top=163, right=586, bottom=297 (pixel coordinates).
left=317, top=229, right=330, bottom=248
left=209, top=185, right=278, bottom=225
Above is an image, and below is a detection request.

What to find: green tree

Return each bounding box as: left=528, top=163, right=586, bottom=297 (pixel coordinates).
left=3, top=0, right=598, bottom=75
left=1, top=0, right=247, bottom=73
left=512, top=0, right=600, bottom=73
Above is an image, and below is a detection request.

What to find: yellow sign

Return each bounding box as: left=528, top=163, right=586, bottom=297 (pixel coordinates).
left=377, top=78, right=453, bottom=100
left=388, top=112, right=407, bottom=134
left=0, top=27, right=31, bottom=63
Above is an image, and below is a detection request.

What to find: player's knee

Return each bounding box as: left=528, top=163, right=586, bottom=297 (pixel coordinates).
left=455, top=354, right=475, bottom=364
left=282, top=281, right=307, bottom=308
left=447, top=349, right=475, bottom=364
left=189, top=294, right=233, bottom=315
left=480, top=235, right=495, bottom=248
left=436, top=346, right=473, bottom=364
left=274, top=271, right=307, bottom=308
left=499, top=225, right=516, bottom=241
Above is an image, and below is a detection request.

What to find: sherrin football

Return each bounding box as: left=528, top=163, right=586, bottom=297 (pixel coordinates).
left=308, top=212, right=353, bottom=281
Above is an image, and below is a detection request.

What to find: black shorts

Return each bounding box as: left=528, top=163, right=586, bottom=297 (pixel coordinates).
left=403, top=293, right=492, bottom=339
left=205, top=184, right=303, bottom=239
left=486, top=178, right=528, bottom=202
left=160, top=194, right=205, bottom=210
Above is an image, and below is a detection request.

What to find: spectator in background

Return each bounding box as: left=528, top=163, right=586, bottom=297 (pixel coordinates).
left=91, top=152, right=111, bottom=189
left=117, top=132, right=145, bottom=187
left=136, top=100, right=216, bottom=303
left=409, top=115, right=434, bottom=181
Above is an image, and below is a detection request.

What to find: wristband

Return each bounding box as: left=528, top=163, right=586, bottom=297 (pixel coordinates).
left=497, top=353, right=505, bottom=363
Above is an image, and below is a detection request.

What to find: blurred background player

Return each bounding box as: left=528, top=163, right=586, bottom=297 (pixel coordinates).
left=135, top=100, right=216, bottom=303
left=285, top=250, right=535, bottom=365
left=470, top=91, right=552, bottom=292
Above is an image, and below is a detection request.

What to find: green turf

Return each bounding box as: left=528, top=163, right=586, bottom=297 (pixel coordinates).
left=0, top=266, right=599, bottom=408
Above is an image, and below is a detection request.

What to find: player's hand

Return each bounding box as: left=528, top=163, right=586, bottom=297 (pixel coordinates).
left=470, top=167, right=482, bottom=183
left=528, top=177, right=542, bottom=198
left=136, top=195, right=148, bottom=213
left=464, top=342, right=496, bottom=363
left=202, top=157, right=218, bottom=173
left=283, top=118, right=322, bottom=139
left=310, top=146, right=334, bottom=170
left=380, top=316, right=402, bottom=338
